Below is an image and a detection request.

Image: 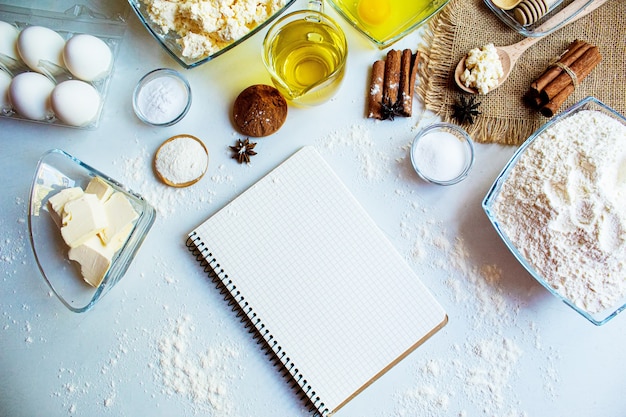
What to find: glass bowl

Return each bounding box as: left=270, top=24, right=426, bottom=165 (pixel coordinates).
left=327, top=0, right=449, bottom=48
left=133, top=68, right=191, bottom=126
left=127, top=0, right=296, bottom=69
left=410, top=123, right=474, bottom=186
left=483, top=97, right=626, bottom=325
left=484, top=0, right=596, bottom=37
left=28, top=149, right=156, bottom=313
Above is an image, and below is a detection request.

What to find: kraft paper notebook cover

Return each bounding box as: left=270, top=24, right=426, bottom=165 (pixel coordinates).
left=186, top=146, right=447, bottom=416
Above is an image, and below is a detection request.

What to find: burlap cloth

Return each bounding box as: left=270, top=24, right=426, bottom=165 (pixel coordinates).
left=417, top=0, right=626, bottom=145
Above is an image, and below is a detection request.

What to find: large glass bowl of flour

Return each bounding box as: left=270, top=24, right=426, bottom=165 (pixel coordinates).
left=483, top=97, right=626, bottom=326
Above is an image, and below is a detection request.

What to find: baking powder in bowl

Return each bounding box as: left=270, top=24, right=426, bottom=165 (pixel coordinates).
left=134, top=69, right=191, bottom=126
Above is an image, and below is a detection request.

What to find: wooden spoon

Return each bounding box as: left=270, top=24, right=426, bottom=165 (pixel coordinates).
left=491, top=0, right=523, bottom=10
left=454, top=0, right=608, bottom=94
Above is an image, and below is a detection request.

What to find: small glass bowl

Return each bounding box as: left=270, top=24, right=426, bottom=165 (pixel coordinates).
left=132, top=68, right=191, bottom=127
left=484, top=0, right=594, bottom=37
left=327, top=0, right=450, bottom=48
left=28, top=149, right=156, bottom=313
left=410, top=123, right=474, bottom=186
left=483, top=97, right=626, bottom=325
left=127, top=0, right=296, bottom=69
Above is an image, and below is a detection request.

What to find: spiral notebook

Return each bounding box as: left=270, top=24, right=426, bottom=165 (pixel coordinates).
left=187, top=146, right=447, bottom=416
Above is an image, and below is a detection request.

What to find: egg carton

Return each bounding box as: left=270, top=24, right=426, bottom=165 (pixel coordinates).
left=0, top=2, right=129, bottom=129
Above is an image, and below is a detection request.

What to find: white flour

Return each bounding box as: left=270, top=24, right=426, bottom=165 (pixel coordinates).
left=493, top=110, right=626, bottom=314
left=155, top=315, right=242, bottom=415
left=155, top=135, right=208, bottom=185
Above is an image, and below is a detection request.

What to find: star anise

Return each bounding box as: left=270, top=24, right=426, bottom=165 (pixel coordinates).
left=229, top=138, right=257, bottom=164
left=451, top=95, right=482, bottom=125
left=379, top=97, right=403, bottom=121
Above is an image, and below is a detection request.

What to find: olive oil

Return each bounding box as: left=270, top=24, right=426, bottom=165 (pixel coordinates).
left=329, top=0, right=449, bottom=45
left=263, top=17, right=347, bottom=106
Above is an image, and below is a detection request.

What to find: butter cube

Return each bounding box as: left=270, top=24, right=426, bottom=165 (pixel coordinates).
left=85, top=176, right=114, bottom=202
left=47, top=187, right=84, bottom=228
left=60, top=193, right=108, bottom=248
left=68, top=235, right=113, bottom=287
left=100, top=192, right=139, bottom=249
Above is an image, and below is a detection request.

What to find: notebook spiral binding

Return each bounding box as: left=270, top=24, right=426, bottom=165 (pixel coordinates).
left=186, top=232, right=329, bottom=417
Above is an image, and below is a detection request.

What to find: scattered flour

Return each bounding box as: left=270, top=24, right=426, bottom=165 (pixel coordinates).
left=154, top=314, right=243, bottom=415
left=493, top=109, right=626, bottom=315
left=3, top=117, right=567, bottom=417
left=318, top=123, right=391, bottom=181
left=391, top=192, right=558, bottom=417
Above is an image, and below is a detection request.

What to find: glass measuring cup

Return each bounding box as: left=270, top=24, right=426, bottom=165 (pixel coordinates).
left=262, top=0, right=348, bottom=106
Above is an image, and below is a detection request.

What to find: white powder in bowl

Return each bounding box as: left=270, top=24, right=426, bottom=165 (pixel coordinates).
left=135, top=72, right=190, bottom=125
left=154, top=135, right=209, bottom=187
left=493, top=109, right=626, bottom=314
left=412, top=130, right=468, bottom=183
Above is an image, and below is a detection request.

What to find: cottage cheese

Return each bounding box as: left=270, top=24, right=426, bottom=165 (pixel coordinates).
left=460, top=43, right=503, bottom=94
left=493, top=109, right=626, bottom=315
left=143, top=0, right=287, bottom=59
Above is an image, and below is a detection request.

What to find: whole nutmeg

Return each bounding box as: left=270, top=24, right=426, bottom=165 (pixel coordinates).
left=233, top=84, right=288, bottom=137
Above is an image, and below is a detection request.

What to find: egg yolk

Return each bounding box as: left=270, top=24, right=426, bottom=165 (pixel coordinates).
left=357, top=0, right=391, bottom=26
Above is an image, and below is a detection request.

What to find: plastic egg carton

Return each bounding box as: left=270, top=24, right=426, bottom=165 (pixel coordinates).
left=0, top=2, right=129, bottom=129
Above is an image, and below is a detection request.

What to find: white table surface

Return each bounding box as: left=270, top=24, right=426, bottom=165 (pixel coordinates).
left=1, top=1, right=625, bottom=416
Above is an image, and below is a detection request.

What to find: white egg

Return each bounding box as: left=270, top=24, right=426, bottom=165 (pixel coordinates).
left=9, top=71, right=55, bottom=120
left=0, top=21, right=20, bottom=61
left=51, top=80, right=101, bottom=127
left=0, top=69, right=12, bottom=111
left=17, top=25, right=66, bottom=74
left=63, top=34, right=112, bottom=82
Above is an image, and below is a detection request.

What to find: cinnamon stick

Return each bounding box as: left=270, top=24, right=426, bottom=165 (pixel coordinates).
left=367, top=49, right=419, bottom=119
left=540, top=84, right=575, bottom=117
left=400, top=50, right=419, bottom=117
left=367, top=59, right=385, bottom=119
left=539, top=46, right=602, bottom=103
left=383, top=49, right=401, bottom=106
left=530, top=40, right=591, bottom=95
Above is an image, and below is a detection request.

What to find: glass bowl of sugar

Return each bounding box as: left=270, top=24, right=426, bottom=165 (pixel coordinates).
left=133, top=68, right=191, bottom=127
left=410, top=123, right=474, bottom=185
left=483, top=97, right=626, bottom=326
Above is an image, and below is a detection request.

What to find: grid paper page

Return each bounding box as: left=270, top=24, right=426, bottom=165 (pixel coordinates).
left=191, top=146, right=447, bottom=414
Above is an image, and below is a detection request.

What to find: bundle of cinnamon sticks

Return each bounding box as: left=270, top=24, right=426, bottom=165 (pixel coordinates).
left=367, top=49, right=419, bottom=120
left=526, top=39, right=602, bottom=117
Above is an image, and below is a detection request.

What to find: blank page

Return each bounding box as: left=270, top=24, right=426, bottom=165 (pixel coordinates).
left=189, top=146, right=447, bottom=415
